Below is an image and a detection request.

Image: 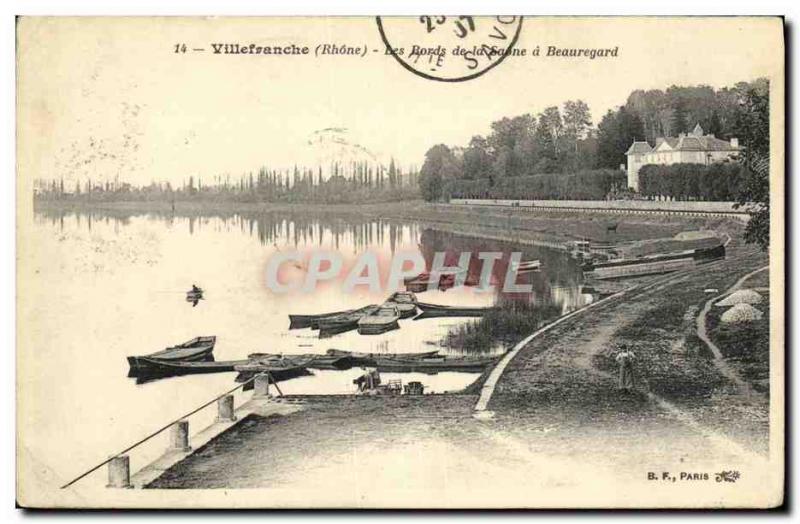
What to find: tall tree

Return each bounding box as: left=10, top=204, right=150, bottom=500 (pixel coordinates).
left=734, top=84, right=770, bottom=250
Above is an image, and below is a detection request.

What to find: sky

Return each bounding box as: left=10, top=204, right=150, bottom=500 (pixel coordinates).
left=17, top=17, right=782, bottom=186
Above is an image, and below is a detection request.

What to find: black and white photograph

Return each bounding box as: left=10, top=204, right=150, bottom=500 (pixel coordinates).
left=13, top=15, right=785, bottom=509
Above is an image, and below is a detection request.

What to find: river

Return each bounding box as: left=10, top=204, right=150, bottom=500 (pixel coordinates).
left=21, top=207, right=592, bottom=488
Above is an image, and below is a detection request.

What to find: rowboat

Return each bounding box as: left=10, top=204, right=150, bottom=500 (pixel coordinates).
left=247, top=352, right=357, bottom=370
left=511, top=259, right=541, bottom=272
left=414, top=302, right=497, bottom=318
left=233, top=355, right=315, bottom=388
left=404, top=269, right=466, bottom=293
left=289, top=309, right=355, bottom=330
left=128, top=358, right=247, bottom=377
left=127, top=336, right=216, bottom=371
left=373, top=355, right=498, bottom=373
left=326, top=349, right=440, bottom=359
left=358, top=305, right=401, bottom=335
left=318, top=304, right=380, bottom=337
left=384, top=291, right=418, bottom=318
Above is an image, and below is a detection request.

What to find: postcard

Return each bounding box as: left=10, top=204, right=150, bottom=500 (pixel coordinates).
left=16, top=16, right=784, bottom=508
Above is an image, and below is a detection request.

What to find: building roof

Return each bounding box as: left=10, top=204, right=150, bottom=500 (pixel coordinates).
left=625, top=141, right=653, bottom=155
left=629, top=123, right=740, bottom=155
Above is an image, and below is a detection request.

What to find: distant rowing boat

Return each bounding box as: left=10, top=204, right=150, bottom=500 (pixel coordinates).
left=127, top=336, right=216, bottom=371
left=414, top=302, right=497, bottom=319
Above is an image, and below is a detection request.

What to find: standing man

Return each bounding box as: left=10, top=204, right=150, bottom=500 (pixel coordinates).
left=615, top=344, right=636, bottom=393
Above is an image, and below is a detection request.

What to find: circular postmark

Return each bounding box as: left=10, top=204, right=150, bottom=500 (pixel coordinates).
left=376, top=16, right=523, bottom=82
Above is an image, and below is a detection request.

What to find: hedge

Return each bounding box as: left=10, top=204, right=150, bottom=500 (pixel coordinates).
left=638, top=163, right=744, bottom=201
left=445, top=169, right=627, bottom=200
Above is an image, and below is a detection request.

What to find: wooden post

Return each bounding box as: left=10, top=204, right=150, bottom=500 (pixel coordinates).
left=253, top=373, right=271, bottom=398
left=216, top=394, right=237, bottom=423
left=168, top=420, right=191, bottom=452
left=106, top=455, right=131, bottom=488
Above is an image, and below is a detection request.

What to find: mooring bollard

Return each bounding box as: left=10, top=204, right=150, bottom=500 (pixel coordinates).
left=168, top=420, right=191, bottom=452
left=216, top=394, right=237, bottom=423
left=106, top=455, right=131, bottom=488
left=253, top=373, right=271, bottom=398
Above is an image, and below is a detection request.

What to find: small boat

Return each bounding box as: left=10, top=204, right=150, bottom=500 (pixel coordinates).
left=317, top=304, right=380, bottom=337
left=582, top=244, right=725, bottom=280
left=404, top=268, right=467, bottom=293
left=247, top=352, right=357, bottom=371
left=414, top=302, right=497, bottom=318
left=127, top=336, right=216, bottom=371
left=511, top=260, right=541, bottom=272
left=289, top=309, right=355, bottom=330
left=233, top=354, right=315, bottom=389
left=357, top=305, right=401, bottom=335
left=373, top=355, right=498, bottom=373
left=128, top=358, right=247, bottom=376
left=384, top=291, right=418, bottom=318
left=326, top=349, right=440, bottom=360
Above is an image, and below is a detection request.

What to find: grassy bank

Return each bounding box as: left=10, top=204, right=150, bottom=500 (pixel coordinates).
left=705, top=272, right=770, bottom=395
left=443, top=301, right=562, bottom=354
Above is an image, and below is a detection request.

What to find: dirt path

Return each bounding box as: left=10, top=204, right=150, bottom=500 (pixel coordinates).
left=695, top=266, right=769, bottom=397
left=488, top=257, right=769, bottom=463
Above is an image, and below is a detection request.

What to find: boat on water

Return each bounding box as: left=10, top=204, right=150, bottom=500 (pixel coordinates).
left=326, top=348, right=440, bottom=360
left=317, top=304, right=380, bottom=337
left=127, top=336, right=216, bottom=371
left=404, top=268, right=467, bottom=293
left=414, top=302, right=497, bottom=319
left=288, top=309, right=355, bottom=330
left=357, top=305, right=401, bottom=335
left=582, top=244, right=725, bottom=280
left=373, top=355, right=499, bottom=374
left=234, top=354, right=314, bottom=380
left=384, top=291, right=418, bottom=318
left=511, top=259, right=541, bottom=273
left=128, top=358, right=247, bottom=377
left=247, top=352, right=357, bottom=370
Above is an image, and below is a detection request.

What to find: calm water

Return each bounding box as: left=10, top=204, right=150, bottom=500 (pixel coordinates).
left=23, top=208, right=590, bottom=487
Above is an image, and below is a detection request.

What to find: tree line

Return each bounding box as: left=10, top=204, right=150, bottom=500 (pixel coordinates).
left=419, top=78, right=770, bottom=203
left=34, top=159, right=421, bottom=205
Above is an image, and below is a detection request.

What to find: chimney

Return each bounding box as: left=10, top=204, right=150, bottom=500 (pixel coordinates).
left=730, top=137, right=739, bottom=148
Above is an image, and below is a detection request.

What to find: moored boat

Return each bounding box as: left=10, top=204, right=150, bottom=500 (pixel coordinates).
left=373, top=355, right=498, bottom=373
left=127, top=336, right=216, bottom=371
left=582, top=244, right=725, bottom=280
left=357, top=305, right=401, bottom=335
left=414, top=302, right=497, bottom=318
left=289, top=309, right=355, bottom=330
left=317, top=304, right=380, bottom=337
left=326, top=348, right=440, bottom=360
left=128, top=358, right=247, bottom=376
left=512, top=259, right=541, bottom=272
left=384, top=291, right=418, bottom=318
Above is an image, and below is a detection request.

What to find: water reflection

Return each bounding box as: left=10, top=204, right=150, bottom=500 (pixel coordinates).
left=35, top=206, right=590, bottom=312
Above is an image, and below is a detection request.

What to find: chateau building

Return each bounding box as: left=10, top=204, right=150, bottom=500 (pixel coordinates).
left=625, top=123, right=741, bottom=191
